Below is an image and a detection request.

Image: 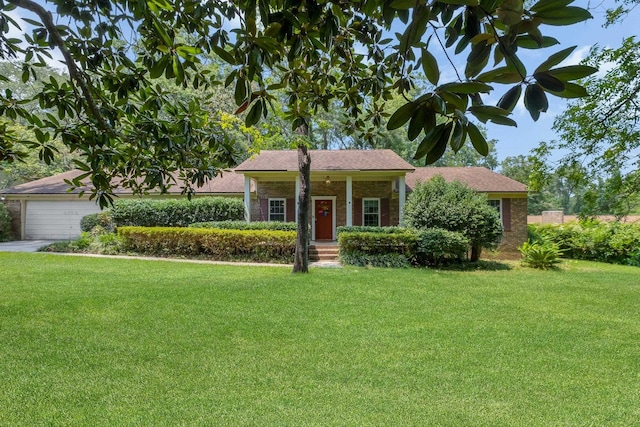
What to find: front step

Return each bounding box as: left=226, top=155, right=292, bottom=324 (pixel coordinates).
left=309, top=245, right=339, bottom=262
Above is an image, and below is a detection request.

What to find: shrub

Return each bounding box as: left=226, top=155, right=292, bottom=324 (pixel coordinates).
left=190, top=220, right=297, bottom=231
left=339, top=231, right=416, bottom=267
left=519, top=241, right=562, bottom=270
left=414, top=228, right=469, bottom=266
left=528, top=221, right=640, bottom=266
left=337, top=226, right=408, bottom=235
left=118, top=226, right=296, bottom=263
left=110, top=197, right=244, bottom=228
left=80, top=211, right=115, bottom=233
left=0, top=203, right=13, bottom=242
left=403, top=176, right=502, bottom=261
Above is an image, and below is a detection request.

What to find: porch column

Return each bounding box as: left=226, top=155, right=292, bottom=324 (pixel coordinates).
left=398, top=176, right=406, bottom=226
left=295, top=176, right=300, bottom=221
left=346, top=175, right=353, bottom=226
left=244, top=176, right=251, bottom=222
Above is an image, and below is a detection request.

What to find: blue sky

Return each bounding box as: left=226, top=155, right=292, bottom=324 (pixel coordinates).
left=485, top=0, right=640, bottom=162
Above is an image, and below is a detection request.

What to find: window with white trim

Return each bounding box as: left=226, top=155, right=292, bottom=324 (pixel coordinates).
left=363, top=198, right=380, bottom=227
left=488, top=199, right=502, bottom=220
left=269, top=198, right=286, bottom=222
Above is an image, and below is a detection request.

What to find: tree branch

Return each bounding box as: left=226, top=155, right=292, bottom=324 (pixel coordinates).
left=7, top=0, right=111, bottom=132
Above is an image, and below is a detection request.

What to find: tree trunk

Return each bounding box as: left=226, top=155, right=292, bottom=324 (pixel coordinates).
left=293, top=136, right=311, bottom=273
left=470, top=243, right=482, bottom=262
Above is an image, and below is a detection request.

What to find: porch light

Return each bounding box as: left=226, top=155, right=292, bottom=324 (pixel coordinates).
left=325, top=176, right=331, bottom=185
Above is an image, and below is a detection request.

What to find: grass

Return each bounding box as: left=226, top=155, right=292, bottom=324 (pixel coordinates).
left=1, top=253, right=639, bottom=425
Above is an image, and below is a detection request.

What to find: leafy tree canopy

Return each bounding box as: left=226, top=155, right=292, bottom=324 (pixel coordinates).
left=0, top=0, right=595, bottom=205
left=535, top=36, right=640, bottom=217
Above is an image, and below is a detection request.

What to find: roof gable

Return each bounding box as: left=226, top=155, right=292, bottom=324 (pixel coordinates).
left=235, top=149, right=415, bottom=172
left=1, top=169, right=246, bottom=195
left=406, top=167, right=527, bottom=193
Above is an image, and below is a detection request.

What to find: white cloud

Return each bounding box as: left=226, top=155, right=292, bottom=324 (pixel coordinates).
left=559, top=45, right=591, bottom=66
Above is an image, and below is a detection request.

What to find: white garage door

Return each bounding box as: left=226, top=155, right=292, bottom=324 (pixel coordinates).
left=25, top=200, right=102, bottom=240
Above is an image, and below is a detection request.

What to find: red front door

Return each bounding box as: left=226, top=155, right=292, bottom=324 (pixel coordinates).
left=315, top=199, right=333, bottom=240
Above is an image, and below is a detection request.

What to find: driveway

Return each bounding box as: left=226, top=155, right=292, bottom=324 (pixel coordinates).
left=0, top=240, right=58, bottom=252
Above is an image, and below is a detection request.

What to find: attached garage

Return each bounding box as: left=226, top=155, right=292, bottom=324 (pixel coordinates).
left=1, top=169, right=246, bottom=241
left=24, top=200, right=101, bottom=240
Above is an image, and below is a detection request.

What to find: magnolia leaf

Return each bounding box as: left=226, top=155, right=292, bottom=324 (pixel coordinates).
left=534, top=72, right=566, bottom=92
left=390, top=0, right=417, bottom=9
left=245, top=100, right=263, bottom=127
left=421, top=49, right=440, bottom=85
left=477, top=67, right=522, bottom=84
left=234, top=78, right=248, bottom=105
left=524, top=84, right=548, bottom=121
left=530, top=0, right=572, bottom=13
left=534, top=45, right=576, bottom=73
left=497, top=84, right=522, bottom=112
left=467, top=122, right=489, bottom=156
left=414, top=124, right=446, bottom=159
left=496, top=0, right=524, bottom=26
left=535, top=7, right=593, bottom=26
left=425, top=124, right=451, bottom=164
left=516, top=35, right=560, bottom=49
left=546, top=82, right=589, bottom=98
left=449, top=122, right=466, bottom=153
left=438, top=81, right=493, bottom=94
left=440, top=91, right=469, bottom=112
left=438, top=0, right=479, bottom=5
left=408, top=107, right=428, bottom=141
left=387, top=102, right=417, bottom=130
left=548, top=65, right=599, bottom=81
left=468, top=105, right=517, bottom=126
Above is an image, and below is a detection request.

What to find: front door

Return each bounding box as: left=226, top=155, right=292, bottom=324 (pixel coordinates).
left=315, top=199, right=333, bottom=240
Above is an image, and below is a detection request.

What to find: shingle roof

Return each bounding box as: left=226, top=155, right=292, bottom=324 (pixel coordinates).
left=235, top=149, right=415, bottom=172
left=0, top=169, right=246, bottom=195
left=406, top=167, right=527, bottom=193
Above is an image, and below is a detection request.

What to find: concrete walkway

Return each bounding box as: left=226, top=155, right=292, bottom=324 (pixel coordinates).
left=0, top=240, right=58, bottom=252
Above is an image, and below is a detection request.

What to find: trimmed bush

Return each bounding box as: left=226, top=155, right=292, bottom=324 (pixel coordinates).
left=80, top=211, right=115, bottom=233
left=414, top=228, right=469, bottom=266
left=118, top=226, right=296, bottom=263
left=339, top=231, right=416, bottom=267
left=0, top=203, right=13, bottom=242
left=190, top=220, right=297, bottom=231
left=111, top=197, right=244, bottom=228
left=403, top=176, right=502, bottom=261
left=337, top=226, right=408, bottom=235
left=519, top=241, right=562, bottom=270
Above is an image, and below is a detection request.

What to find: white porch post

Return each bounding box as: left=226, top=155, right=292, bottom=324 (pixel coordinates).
left=398, top=176, right=406, bottom=226
left=295, top=176, right=300, bottom=221
left=244, top=176, right=251, bottom=222
left=346, top=175, right=353, bottom=226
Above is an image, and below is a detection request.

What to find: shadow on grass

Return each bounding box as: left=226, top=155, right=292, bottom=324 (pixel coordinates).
left=434, top=260, right=513, bottom=271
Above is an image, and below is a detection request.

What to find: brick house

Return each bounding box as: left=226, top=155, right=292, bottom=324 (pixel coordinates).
left=235, top=150, right=528, bottom=251
left=1, top=149, right=528, bottom=250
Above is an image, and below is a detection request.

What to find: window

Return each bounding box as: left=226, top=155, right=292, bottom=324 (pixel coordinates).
left=488, top=199, right=502, bottom=220
left=269, top=198, right=286, bottom=222
left=363, top=198, right=380, bottom=227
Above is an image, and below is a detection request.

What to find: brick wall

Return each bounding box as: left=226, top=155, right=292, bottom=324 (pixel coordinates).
left=499, top=197, right=527, bottom=252
left=1, top=200, right=21, bottom=240
left=253, top=179, right=400, bottom=227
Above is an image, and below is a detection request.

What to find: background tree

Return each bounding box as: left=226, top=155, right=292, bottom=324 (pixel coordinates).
left=403, top=176, right=503, bottom=261
left=0, top=0, right=596, bottom=272
left=534, top=37, right=640, bottom=217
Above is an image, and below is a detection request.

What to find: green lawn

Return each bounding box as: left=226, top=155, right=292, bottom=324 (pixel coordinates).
left=1, top=253, right=639, bottom=426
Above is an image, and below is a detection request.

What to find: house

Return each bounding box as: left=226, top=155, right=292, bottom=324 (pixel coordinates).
left=1, top=150, right=528, bottom=251
left=0, top=169, right=247, bottom=240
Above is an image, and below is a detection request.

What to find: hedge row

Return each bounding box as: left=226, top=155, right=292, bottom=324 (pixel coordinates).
left=110, top=197, right=244, bottom=227
left=190, top=220, right=298, bottom=231
left=339, top=228, right=469, bottom=267
left=118, top=226, right=296, bottom=263
left=337, top=226, right=410, bottom=235
left=529, top=221, right=640, bottom=266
